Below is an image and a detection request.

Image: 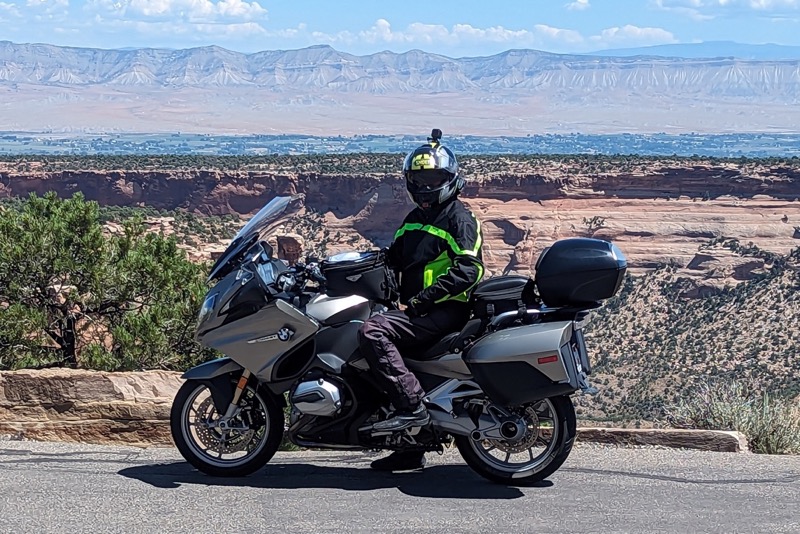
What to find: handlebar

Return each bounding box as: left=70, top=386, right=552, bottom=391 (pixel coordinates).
left=274, top=261, right=326, bottom=295
left=292, top=262, right=326, bottom=284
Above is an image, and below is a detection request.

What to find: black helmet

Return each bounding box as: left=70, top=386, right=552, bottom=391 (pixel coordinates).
left=402, top=129, right=464, bottom=210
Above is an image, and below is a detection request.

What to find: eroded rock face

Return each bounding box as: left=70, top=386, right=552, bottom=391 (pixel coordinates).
left=2, top=164, right=798, bottom=284
left=0, top=369, right=182, bottom=446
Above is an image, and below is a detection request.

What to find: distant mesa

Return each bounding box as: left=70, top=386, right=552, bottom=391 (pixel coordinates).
left=2, top=40, right=800, bottom=135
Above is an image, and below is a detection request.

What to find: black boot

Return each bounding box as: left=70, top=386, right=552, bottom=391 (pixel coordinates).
left=372, top=404, right=430, bottom=432
left=370, top=450, right=427, bottom=471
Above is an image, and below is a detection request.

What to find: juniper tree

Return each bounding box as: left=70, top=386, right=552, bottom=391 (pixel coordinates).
left=0, top=192, right=215, bottom=370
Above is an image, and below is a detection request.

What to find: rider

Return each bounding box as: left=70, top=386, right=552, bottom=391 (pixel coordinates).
left=358, top=129, right=484, bottom=471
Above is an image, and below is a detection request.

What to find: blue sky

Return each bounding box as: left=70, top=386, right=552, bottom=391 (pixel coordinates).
left=2, top=0, right=800, bottom=55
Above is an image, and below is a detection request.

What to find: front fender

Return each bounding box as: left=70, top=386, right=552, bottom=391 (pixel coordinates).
left=179, top=358, right=286, bottom=414
left=181, top=357, right=243, bottom=380
left=181, top=358, right=246, bottom=413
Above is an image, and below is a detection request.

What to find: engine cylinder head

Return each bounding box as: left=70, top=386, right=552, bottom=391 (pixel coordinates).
left=291, top=378, right=343, bottom=417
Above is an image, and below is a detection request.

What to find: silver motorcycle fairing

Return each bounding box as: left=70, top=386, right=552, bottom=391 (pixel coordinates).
left=181, top=357, right=243, bottom=380
left=200, top=299, right=319, bottom=382
left=406, top=353, right=472, bottom=380
left=462, top=320, right=587, bottom=406
left=314, top=321, right=364, bottom=373
left=306, top=294, right=371, bottom=325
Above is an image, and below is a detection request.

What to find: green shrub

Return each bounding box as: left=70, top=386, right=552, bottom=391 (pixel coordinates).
left=663, top=378, right=800, bottom=454
left=0, top=192, right=216, bottom=371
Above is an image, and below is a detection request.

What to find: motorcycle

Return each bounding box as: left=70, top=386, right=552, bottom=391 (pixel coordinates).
left=170, top=194, right=627, bottom=486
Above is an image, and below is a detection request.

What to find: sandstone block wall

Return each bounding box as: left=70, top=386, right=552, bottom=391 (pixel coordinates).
left=0, top=369, right=750, bottom=452
left=0, top=369, right=183, bottom=446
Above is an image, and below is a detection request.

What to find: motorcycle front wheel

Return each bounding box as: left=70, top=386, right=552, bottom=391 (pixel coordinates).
left=170, top=379, right=284, bottom=477
left=455, top=395, right=577, bottom=486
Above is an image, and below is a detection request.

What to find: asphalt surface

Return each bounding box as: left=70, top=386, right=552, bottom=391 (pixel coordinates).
left=0, top=440, right=799, bottom=534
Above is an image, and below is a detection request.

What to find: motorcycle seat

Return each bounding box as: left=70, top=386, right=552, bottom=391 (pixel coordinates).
left=406, top=318, right=483, bottom=361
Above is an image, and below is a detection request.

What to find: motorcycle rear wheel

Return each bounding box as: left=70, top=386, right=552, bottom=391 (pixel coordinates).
left=170, top=379, right=284, bottom=477
left=455, top=395, right=577, bottom=486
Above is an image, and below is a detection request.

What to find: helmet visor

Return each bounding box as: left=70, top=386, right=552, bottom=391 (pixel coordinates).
left=407, top=170, right=452, bottom=190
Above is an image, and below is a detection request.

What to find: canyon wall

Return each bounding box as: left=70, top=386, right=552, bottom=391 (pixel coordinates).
left=1, top=163, right=798, bottom=283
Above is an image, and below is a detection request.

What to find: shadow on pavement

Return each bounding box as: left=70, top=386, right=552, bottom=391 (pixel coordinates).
left=118, top=461, right=543, bottom=499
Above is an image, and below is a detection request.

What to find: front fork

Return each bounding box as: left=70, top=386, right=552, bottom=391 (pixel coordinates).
left=216, top=369, right=252, bottom=429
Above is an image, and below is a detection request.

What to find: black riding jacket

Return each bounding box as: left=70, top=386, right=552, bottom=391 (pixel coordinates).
left=385, top=198, right=484, bottom=306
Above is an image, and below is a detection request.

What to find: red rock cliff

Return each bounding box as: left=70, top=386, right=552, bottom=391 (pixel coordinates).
left=1, top=163, right=798, bottom=279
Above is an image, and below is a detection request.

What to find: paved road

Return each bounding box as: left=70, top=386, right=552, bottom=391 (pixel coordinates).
left=0, top=440, right=799, bottom=533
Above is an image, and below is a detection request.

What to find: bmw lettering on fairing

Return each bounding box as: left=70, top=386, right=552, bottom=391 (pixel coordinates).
left=170, top=194, right=627, bottom=486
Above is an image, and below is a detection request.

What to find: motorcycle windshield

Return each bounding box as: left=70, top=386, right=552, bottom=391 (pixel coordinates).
left=207, top=194, right=304, bottom=281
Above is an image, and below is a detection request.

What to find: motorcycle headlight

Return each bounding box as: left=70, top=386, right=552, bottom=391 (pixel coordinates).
left=198, top=293, right=217, bottom=324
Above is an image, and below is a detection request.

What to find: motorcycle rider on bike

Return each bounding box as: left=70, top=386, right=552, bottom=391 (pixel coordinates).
left=358, top=130, right=484, bottom=471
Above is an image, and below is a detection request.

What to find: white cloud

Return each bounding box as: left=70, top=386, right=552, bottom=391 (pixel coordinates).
left=87, top=0, right=266, bottom=22
left=96, top=16, right=266, bottom=37
left=566, top=0, right=591, bottom=10
left=455, top=23, right=562, bottom=43
left=0, top=1, right=22, bottom=17
left=590, top=24, right=678, bottom=47
left=312, top=19, right=585, bottom=50
left=534, top=24, right=584, bottom=44
left=656, top=0, right=800, bottom=19
left=27, top=0, right=68, bottom=7
left=26, top=0, right=68, bottom=17
left=310, top=19, right=673, bottom=53
left=0, top=13, right=675, bottom=55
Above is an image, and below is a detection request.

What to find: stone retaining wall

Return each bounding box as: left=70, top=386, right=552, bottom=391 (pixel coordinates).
left=0, top=369, right=182, bottom=447
left=0, top=369, right=749, bottom=452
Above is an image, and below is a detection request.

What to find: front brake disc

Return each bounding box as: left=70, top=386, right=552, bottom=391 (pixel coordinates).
left=193, top=397, right=255, bottom=454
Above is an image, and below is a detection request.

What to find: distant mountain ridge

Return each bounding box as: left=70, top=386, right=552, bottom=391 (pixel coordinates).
left=3, top=40, right=800, bottom=135
left=2, top=40, right=800, bottom=98
left=589, top=41, right=800, bottom=60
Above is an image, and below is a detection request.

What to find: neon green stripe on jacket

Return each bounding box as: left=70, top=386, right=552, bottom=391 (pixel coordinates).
left=394, top=220, right=482, bottom=257
left=394, top=218, right=483, bottom=302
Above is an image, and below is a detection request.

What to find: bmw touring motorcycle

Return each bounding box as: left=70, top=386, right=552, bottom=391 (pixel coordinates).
left=170, top=195, right=627, bottom=485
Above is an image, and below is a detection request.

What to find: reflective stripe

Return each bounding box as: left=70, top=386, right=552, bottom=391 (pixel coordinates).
left=395, top=214, right=483, bottom=303
left=434, top=260, right=484, bottom=304
left=394, top=218, right=481, bottom=258
left=473, top=217, right=483, bottom=255
left=424, top=250, right=451, bottom=290
left=424, top=268, right=433, bottom=287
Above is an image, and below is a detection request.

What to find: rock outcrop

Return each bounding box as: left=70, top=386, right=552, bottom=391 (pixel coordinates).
left=0, top=369, right=182, bottom=446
